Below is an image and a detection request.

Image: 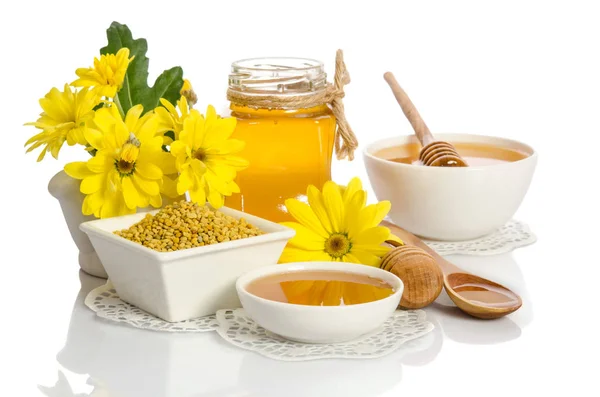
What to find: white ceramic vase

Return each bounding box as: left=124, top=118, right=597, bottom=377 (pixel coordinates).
left=48, top=171, right=108, bottom=279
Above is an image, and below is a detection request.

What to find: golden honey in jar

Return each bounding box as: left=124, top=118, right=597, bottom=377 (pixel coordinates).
left=225, top=58, right=336, bottom=222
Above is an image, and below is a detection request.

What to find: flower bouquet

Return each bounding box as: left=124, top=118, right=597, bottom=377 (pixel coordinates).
left=26, top=22, right=248, bottom=277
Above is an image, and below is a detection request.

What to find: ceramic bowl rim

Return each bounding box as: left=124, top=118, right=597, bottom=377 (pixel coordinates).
left=363, top=133, right=538, bottom=171
left=236, top=262, right=404, bottom=311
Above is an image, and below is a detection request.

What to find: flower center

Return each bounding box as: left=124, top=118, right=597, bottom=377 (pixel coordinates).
left=115, top=133, right=140, bottom=177
left=193, top=148, right=207, bottom=162
left=324, top=234, right=351, bottom=258
left=116, top=158, right=136, bottom=175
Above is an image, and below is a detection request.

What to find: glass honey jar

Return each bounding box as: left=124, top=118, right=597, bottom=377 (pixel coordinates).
left=225, top=57, right=338, bottom=222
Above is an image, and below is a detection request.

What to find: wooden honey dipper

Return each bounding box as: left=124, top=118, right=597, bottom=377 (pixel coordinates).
left=381, top=240, right=443, bottom=309
left=383, top=72, right=468, bottom=167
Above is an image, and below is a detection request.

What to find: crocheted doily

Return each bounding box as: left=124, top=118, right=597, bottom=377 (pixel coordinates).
left=85, top=284, right=434, bottom=361
left=422, top=219, right=536, bottom=255
left=215, top=308, right=433, bottom=361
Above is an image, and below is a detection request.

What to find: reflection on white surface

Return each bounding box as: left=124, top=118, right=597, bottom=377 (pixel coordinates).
left=39, top=371, right=109, bottom=397
left=428, top=252, right=532, bottom=345
left=41, top=256, right=531, bottom=396
left=53, top=273, right=246, bottom=396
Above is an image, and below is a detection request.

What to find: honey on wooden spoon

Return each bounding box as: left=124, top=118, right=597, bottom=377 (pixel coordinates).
left=382, top=221, right=522, bottom=319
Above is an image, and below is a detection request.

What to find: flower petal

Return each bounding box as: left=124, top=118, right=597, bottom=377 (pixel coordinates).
left=189, top=185, right=207, bottom=205
left=284, top=199, right=329, bottom=239
left=306, top=185, right=333, bottom=234
left=80, top=173, right=105, bottom=195
left=64, top=162, right=93, bottom=180
left=125, top=104, right=144, bottom=132
left=342, top=177, right=363, bottom=204
left=356, top=201, right=392, bottom=232
left=352, top=226, right=390, bottom=246
left=280, top=222, right=326, bottom=251
left=351, top=244, right=392, bottom=257
left=346, top=250, right=382, bottom=267
left=322, top=181, right=345, bottom=233
left=84, top=128, right=105, bottom=151
left=177, top=165, right=195, bottom=195
left=170, top=140, right=188, bottom=157
left=132, top=174, right=160, bottom=196
left=207, top=188, right=224, bottom=209
left=206, top=138, right=245, bottom=155
left=87, top=152, right=113, bottom=173
left=345, top=190, right=366, bottom=239
left=160, top=175, right=180, bottom=199
left=135, top=162, right=162, bottom=180
left=279, top=247, right=332, bottom=263
left=150, top=194, right=162, bottom=208
left=122, top=176, right=140, bottom=209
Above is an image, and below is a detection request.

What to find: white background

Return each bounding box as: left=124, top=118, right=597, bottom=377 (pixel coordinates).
left=2, top=0, right=600, bottom=396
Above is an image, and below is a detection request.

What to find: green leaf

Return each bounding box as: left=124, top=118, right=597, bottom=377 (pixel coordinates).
left=100, top=22, right=184, bottom=115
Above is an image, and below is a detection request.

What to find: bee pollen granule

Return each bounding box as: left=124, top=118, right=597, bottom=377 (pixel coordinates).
left=114, top=200, right=263, bottom=252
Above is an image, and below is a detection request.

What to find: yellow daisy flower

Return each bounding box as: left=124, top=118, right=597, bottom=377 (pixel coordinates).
left=71, top=48, right=134, bottom=98
left=25, top=84, right=99, bottom=161
left=65, top=104, right=176, bottom=218
left=279, top=178, right=402, bottom=267
left=170, top=106, right=248, bottom=208
left=155, top=96, right=190, bottom=143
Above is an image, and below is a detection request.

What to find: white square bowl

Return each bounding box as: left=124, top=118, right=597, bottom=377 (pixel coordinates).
left=80, top=206, right=295, bottom=322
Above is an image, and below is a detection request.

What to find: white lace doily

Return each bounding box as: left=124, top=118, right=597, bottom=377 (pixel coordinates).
left=85, top=284, right=434, bottom=361
left=215, top=308, right=434, bottom=361
left=84, top=282, right=219, bottom=332
left=421, top=219, right=536, bottom=256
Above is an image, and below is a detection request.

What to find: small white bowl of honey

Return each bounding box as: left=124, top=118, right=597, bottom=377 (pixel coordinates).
left=236, top=262, right=403, bottom=344
left=364, top=133, right=537, bottom=241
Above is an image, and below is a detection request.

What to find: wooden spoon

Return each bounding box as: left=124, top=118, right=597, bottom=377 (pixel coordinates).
left=382, top=220, right=522, bottom=319
left=383, top=72, right=468, bottom=167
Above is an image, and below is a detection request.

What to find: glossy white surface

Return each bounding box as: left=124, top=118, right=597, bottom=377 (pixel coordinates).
left=237, top=262, right=403, bottom=343
left=4, top=1, right=600, bottom=395
left=82, top=208, right=294, bottom=322
left=364, top=134, right=537, bottom=240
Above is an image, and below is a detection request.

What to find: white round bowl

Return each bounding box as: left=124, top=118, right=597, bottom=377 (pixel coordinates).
left=364, top=133, right=537, bottom=241
left=236, top=262, right=403, bottom=344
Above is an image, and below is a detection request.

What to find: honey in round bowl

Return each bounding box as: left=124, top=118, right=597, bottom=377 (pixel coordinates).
left=236, top=263, right=403, bottom=343
left=245, top=270, right=396, bottom=306
left=363, top=133, right=537, bottom=241
left=375, top=141, right=529, bottom=167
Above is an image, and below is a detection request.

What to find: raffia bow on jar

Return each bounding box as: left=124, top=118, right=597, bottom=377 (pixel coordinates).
left=225, top=50, right=359, bottom=222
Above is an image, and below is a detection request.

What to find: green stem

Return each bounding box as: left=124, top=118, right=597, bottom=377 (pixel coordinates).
left=113, top=95, right=125, bottom=118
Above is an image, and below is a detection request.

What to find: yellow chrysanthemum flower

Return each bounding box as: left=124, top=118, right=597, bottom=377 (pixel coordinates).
left=25, top=84, right=99, bottom=161
left=155, top=96, right=190, bottom=143
left=65, top=104, right=176, bottom=218
left=170, top=105, right=248, bottom=208
left=72, top=48, right=134, bottom=98
left=279, top=178, right=402, bottom=267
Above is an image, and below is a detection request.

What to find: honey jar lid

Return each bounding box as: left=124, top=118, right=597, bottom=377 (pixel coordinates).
left=229, top=57, right=327, bottom=95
